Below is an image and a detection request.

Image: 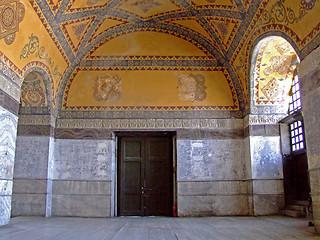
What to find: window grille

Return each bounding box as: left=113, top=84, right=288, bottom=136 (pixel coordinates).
left=289, top=74, right=302, bottom=114
left=289, top=120, right=305, bottom=152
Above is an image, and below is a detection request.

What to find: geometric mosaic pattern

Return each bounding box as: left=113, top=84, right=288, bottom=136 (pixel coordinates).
left=261, top=78, right=281, bottom=101
left=0, top=0, right=25, bottom=45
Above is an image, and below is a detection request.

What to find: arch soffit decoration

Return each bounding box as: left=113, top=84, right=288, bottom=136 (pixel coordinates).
left=19, top=64, right=54, bottom=115
left=249, top=35, right=299, bottom=115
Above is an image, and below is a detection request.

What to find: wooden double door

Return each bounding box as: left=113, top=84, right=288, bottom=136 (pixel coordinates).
left=118, top=135, right=173, bottom=216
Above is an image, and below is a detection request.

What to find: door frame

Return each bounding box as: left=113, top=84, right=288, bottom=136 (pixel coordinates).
left=113, top=131, right=177, bottom=217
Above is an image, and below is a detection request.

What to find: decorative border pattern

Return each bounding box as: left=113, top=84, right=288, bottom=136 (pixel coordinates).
left=17, top=114, right=55, bottom=126
left=244, top=114, right=287, bottom=127
left=55, top=128, right=113, bottom=139
left=56, top=118, right=244, bottom=130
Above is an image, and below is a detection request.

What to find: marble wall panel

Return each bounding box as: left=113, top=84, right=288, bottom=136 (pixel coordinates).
left=250, top=136, right=283, bottom=179
left=178, top=195, right=249, bottom=217
left=52, top=195, right=110, bottom=217
left=0, top=107, right=18, bottom=179
left=52, top=180, right=111, bottom=195
left=252, top=179, right=284, bottom=195
left=0, top=196, right=11, bottom=225
left=12, top=179, right=47, bottom=194
left=178, top=181, right=248, bottom=196
left=52, top=180, right=111, bottom=217
left=11, top=193, right=46, bottom=216
left=0, top=180, right=12, bottom=195
left=253, top=194, right=284, bottom=216
left=53, top=139, right=113, bottom=180
left=177, top=139, right=246, bottom=181
left=11, top=179, right=48, bottom=217
left=0, top=106, right=17, bottom=226
left=13, top=136, right=50, bottom=179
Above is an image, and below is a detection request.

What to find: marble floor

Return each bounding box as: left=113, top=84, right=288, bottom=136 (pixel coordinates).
left=0, top=216, right=319, bottom=240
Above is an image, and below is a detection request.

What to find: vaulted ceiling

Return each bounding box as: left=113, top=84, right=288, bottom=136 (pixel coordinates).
left=1, top=0, right=320, bottom=118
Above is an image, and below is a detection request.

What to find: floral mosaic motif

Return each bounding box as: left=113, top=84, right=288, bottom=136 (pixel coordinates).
left=20, top=34, right=63, bottom=79
left=275, top=41, right=292, bottom=55
left=0, top=1, right=25, bottom=45
left=21, top=72, right=47, bottom=107
left=300, top=0, right=319, bottom=18
left=72, top=23, right=87, bottom=39
left=261, top=78, right=281, bottom=101
left=93, top=74, right=121, bottom=102
left=178, top=74, right=207, bottom=102
left=263, top=55, right=296, bottom=76
left=260, top=0, right=319, bottom=25
left=215, top=21, right=229, bottom=37
left=87, top=0, right=105, bottom=6
left=260, top=0, right=298, bottom=25
left=131, top=0, right=161, bottom=13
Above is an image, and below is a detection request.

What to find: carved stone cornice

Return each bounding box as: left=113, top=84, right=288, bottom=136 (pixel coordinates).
left=18, top=115, right=56, bottom=127
left=56, top=118, right=244, bottom=130
left=244, top=114, right=287, bottom=127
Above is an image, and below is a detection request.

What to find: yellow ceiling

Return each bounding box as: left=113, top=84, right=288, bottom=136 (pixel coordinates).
left=0, top=0, right=319, bottom=118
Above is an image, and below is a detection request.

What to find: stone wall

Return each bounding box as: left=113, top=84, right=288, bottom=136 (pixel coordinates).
left=244, top=115, right=285, bottom=216
left=52, top=129, right=114, bottom=217
left=10, top=116, right=289, bottom=218
left=11, top=124, right=54, bottom=217
left=176, top=123, right=249, bottom=216
left=299, top=46, right=320, bottom=233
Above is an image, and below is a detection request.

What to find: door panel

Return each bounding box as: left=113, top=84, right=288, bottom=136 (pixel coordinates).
left=293, top=153, right=309, bottom=200
left=145, top=138, right=172, bottom=216
left=119, top=138, right=144, bottom=216
left=283, top=152, right=310, bottom=203
left=118, top=136, right=173, bottom=216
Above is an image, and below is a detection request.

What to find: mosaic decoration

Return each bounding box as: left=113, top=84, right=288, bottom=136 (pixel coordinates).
left=20, top=72, right=47, bottom=107
left=300, top=0, right=319, bottom=18
left=1, top=0, right=320, bottom=119
left=0, top=1, right=25, bottom=45
left=259, top=0, right=319, bottom=26
left=93, top=74, right=121, bottom=102
left=131, top=0, right=161, bottom=13
left=251, top=37, right=298, bottom=114
left=178, top=74, right=207, bottom=102
left=72, top=23, right=87, bottom=39
left=259, top=0, right=298, bottom=25
left=261, top=78, right=281, bottom=101
left=263, top=55, right=296, bottom=76
left=20, top=34, right=63, bottom=79
left=87, top=0, right=105, bottom=6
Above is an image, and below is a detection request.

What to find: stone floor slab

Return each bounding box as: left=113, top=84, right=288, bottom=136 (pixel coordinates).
left=0, top=216, right=319, bottom=240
